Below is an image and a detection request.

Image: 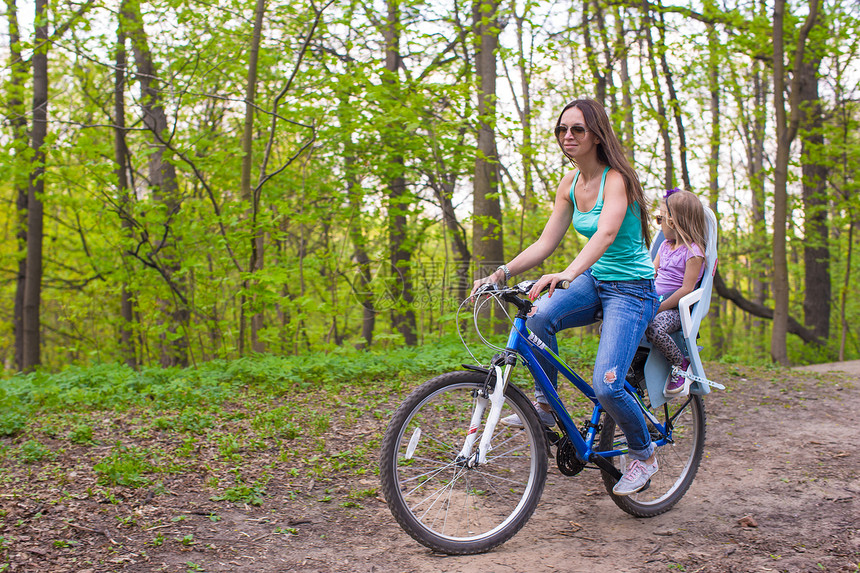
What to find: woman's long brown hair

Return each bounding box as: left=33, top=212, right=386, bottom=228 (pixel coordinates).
left=556, top=98, right=651, bottom=247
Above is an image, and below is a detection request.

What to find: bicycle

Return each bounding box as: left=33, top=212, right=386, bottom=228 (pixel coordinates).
left=379, top=279, right=717, bottom=555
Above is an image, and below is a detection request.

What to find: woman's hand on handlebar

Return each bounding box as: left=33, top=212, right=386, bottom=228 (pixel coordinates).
left=528, top=272, right=574, bottom=300
left=470, top=268, right=505, bottom=297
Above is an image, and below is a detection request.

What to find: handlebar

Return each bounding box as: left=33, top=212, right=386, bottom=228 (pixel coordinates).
left=474, top=279, right=569, bottom=315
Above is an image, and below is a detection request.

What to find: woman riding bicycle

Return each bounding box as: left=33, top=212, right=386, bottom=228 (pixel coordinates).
left=472, top=98, right=660, bottom=496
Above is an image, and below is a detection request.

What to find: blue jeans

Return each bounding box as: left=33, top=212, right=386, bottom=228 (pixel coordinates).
left=528, top=269, right=659, bottom=461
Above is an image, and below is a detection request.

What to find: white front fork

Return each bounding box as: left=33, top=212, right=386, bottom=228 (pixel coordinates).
left=457, top=363, right=511, bottom=467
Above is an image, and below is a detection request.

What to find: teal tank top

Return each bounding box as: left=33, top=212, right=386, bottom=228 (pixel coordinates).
left=570, top=167, right=655, bottom=281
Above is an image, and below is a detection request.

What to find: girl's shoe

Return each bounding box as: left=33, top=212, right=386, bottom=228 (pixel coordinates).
left=665, top=358, right=691, bottom=395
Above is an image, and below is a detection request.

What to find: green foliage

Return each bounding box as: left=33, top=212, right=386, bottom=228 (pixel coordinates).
left=0, top=0, right=858, bottom=377
left=251, top=406, right=300, bottom=439
left=93, top=443, right=154, bottom=488
left=0, top=339, right=468, bottom=420
left=211, top=474, right=267, bottom=507
left=67, top=424, right=95, bottom=445
left=16, top=440, right=55, bottom=464
left=0, top=411, right=26, bottom=437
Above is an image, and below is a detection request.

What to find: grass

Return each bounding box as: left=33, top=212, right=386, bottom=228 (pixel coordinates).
left=0, top=340, right=473, bottom=508
left=5, top=341, right=817, bottom=572
left=93, top=443, right=157, bottom=488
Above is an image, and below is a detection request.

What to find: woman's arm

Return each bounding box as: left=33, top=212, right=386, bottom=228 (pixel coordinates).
left=656, top=255, right=705, bottom=313
left=472, top=171, right=576, bottom=293
left=529, top=169, right=628, bottom=298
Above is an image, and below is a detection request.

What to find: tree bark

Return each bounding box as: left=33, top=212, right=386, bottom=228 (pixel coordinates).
left=771, top=0, right=791, bottom=365
left=472, top=0, right=504, bottom=278
left=798, top=55, right=830, bottom=342
left=582, top=0, right=606, bottom=104
left=750, top=61, right=768, bottom=355
left=771, top=0, right=820, bottom=364
left=641, top=2, right=674, bottom=186
left=513, top=4, right=535, bottom=217
left=240, top=0, right=267, bottom=354
left=658, top=5, right=689, bottom=189
left=427, top=167, right=471, bottom=303
left=384, top=0, right=418, bottom=345
left=114, top=20, right=137, bottom=368
left=613, top=7, right=635, bottom=159
left=705, top=17, right=723, bottom=354
left=123, top=0, right=190, bottom=367
left=21, top=0, right=49, bottom=371
left=5, top=0, right=29, bottom=370
left=345, top=157, right=376, bottom=349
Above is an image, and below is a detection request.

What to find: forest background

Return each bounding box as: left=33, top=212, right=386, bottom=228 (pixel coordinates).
left=2, top=0, right=859, bottom=376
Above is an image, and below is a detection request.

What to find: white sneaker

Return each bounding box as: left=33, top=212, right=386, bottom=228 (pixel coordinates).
left=500, top=401, right=555, bottom=428
left=612, top=459, right=658, bottom=496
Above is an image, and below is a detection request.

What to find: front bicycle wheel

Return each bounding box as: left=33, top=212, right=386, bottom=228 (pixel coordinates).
left=598, top=393, right=706, bottom=517
left=379, top=370, right=547, bottom=555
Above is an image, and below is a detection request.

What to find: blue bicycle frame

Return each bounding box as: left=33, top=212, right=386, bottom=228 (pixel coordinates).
left=505, top=314, right=672, bottom=466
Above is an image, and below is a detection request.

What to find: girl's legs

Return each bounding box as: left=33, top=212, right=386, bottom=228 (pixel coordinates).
left=526, top=271, right=601, bottom=405
left=645, top=309, right=684, bottom=366
left=592, top=279, right=659, bottom=462
left=646, top=310, right=690, bottom=393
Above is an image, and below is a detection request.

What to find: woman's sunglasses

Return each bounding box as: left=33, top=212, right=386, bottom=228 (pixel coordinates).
left=554, top=124, right=589, bottom=139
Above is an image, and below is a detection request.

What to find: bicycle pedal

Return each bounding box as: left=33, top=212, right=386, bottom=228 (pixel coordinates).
left=639, top=478, right=651, bottom=493
left=544, top=429, right=561, bottom=446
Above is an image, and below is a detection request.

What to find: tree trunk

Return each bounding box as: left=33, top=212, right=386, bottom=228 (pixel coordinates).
left=429, top=172, right=471, bottom=303
left=594, top=2, right=618, bottom=113
left=613, top=7, right=634, bottom=159
left=6, top=0, right=29, bottom=370
left=22, top=0, right=49, bottom=371
left=771, top=0, right=820, bottom=365
left=346, top=156, right=376, bottom=349
left=798, top=56, right=830, bottom=342
left=472, top=0, right=504, bottom=279
left=513, top=5, right=534, bottom=217
left=706, top=18, right=724, bottom=354
left=236, top=0, right=267, bottom=355
left=839, top=221, right=853, bottom=361
left=771, top=0, right=791, bottom=365
left=114, top=21, right=137, bottom=368
left=750, top=61, right=768, bottom=356
left=658, top=6, right=689, bottom=190
left=641, top=3, right=673, bottom=186
left=384, top=0, right=418, bottom=345
left=582, top=0, right=606, bottom=104
left=123, top=0, right=189, bottom=367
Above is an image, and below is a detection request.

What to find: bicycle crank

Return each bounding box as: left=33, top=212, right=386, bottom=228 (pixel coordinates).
left=555, top=436, right=586, bottom=476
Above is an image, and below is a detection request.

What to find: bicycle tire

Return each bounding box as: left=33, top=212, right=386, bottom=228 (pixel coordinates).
left=379, top=370, right=548, bottom=554
left=598, top=393, right=706, bottom=517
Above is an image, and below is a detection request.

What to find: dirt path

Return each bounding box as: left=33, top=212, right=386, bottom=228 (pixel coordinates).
left=172, top=363, right=857, bottom=573
left=2, top=363, right=857, bottom=572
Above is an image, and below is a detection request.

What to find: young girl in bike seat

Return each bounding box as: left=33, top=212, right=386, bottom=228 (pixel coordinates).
left=646, top=189, right=707, bottom=396
left=472, top=98, right=660, bottom=496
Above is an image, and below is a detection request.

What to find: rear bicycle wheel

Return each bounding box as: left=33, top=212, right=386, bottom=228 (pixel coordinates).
left=379, top=370, right=547, bottom=554
left=598, top=393, right=706, bottom=517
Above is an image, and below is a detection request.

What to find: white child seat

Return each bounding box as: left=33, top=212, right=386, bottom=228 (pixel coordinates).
left=643, top=205, right=721, bottom=408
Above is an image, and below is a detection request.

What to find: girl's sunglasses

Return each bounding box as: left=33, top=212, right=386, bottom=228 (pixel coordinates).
left=554, top=124, right=589, bottom=139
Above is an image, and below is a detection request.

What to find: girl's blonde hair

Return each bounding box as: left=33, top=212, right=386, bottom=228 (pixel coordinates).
left=665, top=190, right=707, bottom=253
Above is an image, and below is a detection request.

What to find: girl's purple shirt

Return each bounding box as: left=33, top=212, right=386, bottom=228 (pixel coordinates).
left=654, top=240, right=705, bottom=298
